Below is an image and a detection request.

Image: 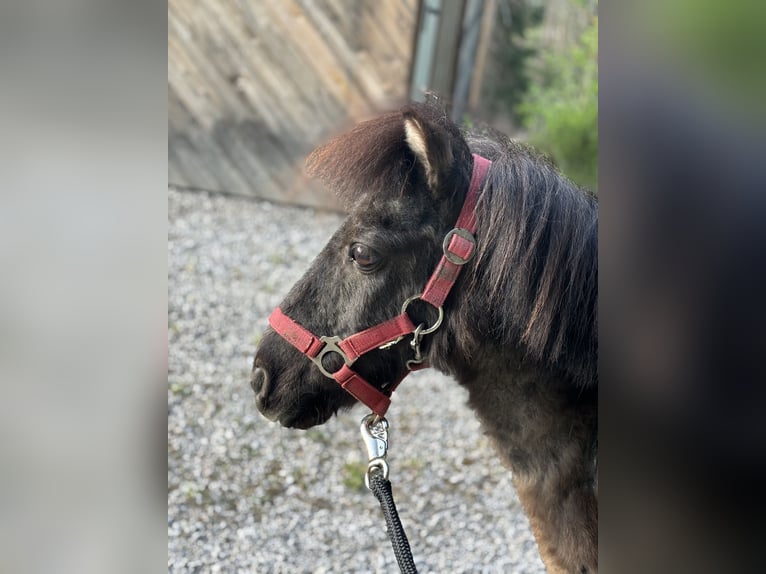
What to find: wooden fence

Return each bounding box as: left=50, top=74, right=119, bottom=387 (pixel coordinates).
left=169, top=0, right=418, bottom=208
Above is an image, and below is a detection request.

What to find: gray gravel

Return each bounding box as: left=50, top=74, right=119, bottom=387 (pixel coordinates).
left=168, top=188, right=545, bottom=573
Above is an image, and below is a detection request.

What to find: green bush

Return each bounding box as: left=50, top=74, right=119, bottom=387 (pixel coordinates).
left=518, top=15, right=598, bottom=190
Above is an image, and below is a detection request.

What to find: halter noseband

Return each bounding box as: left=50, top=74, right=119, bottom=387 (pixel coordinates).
left=268, top=154, right=492, bottom=417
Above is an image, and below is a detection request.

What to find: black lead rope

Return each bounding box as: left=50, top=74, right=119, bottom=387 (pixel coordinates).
left=360, top=414, right=419, bottom=573
left=368, top=469, right=418, bottom=573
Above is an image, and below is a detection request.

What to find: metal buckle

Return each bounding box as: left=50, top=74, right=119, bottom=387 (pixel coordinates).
left=406, top=324, right=425, bottom=370
left=400, top=295, right=443, bottom=335
left=442, top=227, right=476, bottom=265
left=378, top=336, right=404, bottom=351
left=311, top=336, right=354, bottom=379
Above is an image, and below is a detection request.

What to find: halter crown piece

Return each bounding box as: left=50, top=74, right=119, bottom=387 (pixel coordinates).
left=268, top=154, right=492, bottom=417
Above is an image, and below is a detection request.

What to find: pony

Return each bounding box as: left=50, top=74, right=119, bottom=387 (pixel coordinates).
left=251, top=101, right=598, bottom=573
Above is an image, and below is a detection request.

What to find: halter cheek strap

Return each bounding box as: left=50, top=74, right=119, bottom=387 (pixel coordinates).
left=268, top=154, right=492, bottom=417
left=421, top=154, right=490, bottom=307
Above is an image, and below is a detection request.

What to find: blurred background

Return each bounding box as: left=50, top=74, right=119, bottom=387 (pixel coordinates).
left=168, top=0, right=599, bottom=207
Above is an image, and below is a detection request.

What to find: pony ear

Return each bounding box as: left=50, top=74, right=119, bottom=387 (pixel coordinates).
left=402, top=109, right=453, bottom=193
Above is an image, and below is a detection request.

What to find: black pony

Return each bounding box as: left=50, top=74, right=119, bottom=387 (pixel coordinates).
left=252, top=101, right=597, bottom=573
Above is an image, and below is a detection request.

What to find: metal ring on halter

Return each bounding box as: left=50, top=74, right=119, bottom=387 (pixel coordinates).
left=400, top=295, right=443, bottom=335
left=310, top=335, right=354, bottom=379
left=442, top=227, right=476, bottom=265
left=365, top=458, right=390, bottom=490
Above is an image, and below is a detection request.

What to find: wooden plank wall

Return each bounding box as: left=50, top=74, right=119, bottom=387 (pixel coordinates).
left=169, top=0, right=418, bottom=208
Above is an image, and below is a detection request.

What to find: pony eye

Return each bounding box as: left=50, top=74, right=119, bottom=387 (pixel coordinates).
left=349, top=243, right=381, bottom=271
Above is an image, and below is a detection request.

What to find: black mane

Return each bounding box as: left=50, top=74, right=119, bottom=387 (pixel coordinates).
left=466, top=130, right=598, bottom=387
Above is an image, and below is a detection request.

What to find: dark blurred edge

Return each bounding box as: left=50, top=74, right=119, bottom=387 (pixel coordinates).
left=600, top=0, right=766, bottom=572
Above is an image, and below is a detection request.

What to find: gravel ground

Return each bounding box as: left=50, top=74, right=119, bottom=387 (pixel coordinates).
left=168, top=188, right=546, bottom=573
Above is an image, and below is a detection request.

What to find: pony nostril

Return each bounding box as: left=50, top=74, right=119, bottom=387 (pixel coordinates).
left=251, top=366, right=269, bottom=398
left=252, top=369, right=271, bottom=415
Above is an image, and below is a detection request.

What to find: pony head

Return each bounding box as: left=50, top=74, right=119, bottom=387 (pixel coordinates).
left=252, top=103, right=473, bottom=428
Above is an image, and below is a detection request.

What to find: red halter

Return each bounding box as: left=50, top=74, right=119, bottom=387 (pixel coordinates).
left=268, top=154, right=492, bottom=417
